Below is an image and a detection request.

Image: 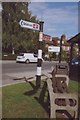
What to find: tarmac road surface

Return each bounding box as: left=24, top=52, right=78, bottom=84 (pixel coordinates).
left=2, top=60, right=60, bottom=86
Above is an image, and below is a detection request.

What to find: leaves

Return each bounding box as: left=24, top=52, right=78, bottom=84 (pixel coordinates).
left=2, top=2, right=39, bottom=54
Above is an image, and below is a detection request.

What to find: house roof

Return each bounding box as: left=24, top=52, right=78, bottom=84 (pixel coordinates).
left=68, top=33, right=80, bottom=43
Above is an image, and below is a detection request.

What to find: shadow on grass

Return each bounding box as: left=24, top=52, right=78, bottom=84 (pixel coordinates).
left=24, top=81, right=37, bottom=96
left=34, top=96, right=50, bottom=116
left=34, top=81, right=50, bottom=116
left=24, top=80, right=50, bottom=116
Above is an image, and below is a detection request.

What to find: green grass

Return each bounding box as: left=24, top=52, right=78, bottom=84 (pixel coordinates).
left=2, top=81, right=48, bottom=118
left=68, top=80, right=80, bottom=92
left=2, top=80, right=80, bottom=118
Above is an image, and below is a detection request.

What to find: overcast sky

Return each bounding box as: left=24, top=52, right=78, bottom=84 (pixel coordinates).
left=29, top=2, right=78, bottom=39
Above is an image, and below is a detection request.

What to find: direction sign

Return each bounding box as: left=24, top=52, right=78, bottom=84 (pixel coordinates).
left=19, top=19, right=40, bottom=31
left=48, top=46, right=60, bottom=52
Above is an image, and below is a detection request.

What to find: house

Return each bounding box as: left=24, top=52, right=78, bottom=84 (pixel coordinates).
left=52, top=35, right=70, bottom=52
left=43, top=34, right=70, bottom=52
left=43, top=34, right=71, bottom=61
left=43, top=34, right=54, bottom=52
left=67, top=33, right=80, bottom=81
left=68, top=33, right=80, bottom=61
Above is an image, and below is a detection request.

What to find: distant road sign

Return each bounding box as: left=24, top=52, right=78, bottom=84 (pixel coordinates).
left=19, top=19, right=40, bottom=31
left=48, top=46, right=60, bottom=52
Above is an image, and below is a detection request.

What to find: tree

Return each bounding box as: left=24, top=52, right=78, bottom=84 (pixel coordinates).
left=2, top=2, right=39, bottom=54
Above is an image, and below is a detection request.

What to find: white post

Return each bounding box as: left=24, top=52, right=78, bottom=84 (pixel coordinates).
left=36, top=20, right=44, bottom=88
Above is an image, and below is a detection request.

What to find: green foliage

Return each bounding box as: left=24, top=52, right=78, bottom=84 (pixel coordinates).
left=61, top=50, right=67, bottom=61
left=2, top=2, right=39, bottom=54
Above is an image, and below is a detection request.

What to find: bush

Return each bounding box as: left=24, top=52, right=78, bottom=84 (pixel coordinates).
left=2, top=53, right=17, bottom=60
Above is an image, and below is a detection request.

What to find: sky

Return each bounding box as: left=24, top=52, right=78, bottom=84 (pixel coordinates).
left=29, top=2, right=78, bottom=39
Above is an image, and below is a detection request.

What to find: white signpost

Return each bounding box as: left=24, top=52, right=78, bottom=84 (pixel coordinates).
left=19, top=19, right=43, bottom=88
left=19, top=19, right=40, bottom=31
left=48, top=46, right=60, bottom=52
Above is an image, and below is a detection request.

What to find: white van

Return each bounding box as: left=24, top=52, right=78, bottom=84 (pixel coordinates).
left=16, top=53, right=38, bottom=63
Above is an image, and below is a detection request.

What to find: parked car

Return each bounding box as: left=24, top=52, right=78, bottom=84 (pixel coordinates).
left=71, top=57, right=80, bottom=65
left=16, top=53, right=38, bottom=63
left=44, top=54, right=49, bottom=61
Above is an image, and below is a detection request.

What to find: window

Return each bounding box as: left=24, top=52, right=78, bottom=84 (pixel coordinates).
left=34, top=54, right=38, bottom=57
left=19, top=53, right=24, bottom=56
left=58, top=41, right=60, bottom=44
left=67, top=47, right=70, bottom=51
left=62, top=41, right=64, bottom=44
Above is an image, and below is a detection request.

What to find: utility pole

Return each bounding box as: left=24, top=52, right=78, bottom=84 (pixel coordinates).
left=36, top=20, right=44, bottom=88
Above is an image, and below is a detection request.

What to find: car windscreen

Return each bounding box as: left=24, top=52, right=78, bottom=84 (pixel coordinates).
left=34, top=54, right=38, bottom=57
left=72, top=57, right=80, bottom=63
left=72, top=58, right=78, bottom=62
left=19, top=53, right=24, bottom=56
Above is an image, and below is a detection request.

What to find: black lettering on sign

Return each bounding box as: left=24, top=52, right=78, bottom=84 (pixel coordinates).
left=21, top=21, right=32, bottom=27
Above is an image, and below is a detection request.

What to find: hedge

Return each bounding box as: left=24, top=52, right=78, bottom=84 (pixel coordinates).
left=2, top=54, right=17, bottom=60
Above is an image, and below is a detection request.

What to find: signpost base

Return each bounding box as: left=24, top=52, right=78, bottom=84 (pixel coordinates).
left=36, top=75, right=41, bottom=89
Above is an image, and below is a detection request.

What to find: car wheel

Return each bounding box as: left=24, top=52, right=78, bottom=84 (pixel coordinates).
left=26, top=59, right=30, bottom=64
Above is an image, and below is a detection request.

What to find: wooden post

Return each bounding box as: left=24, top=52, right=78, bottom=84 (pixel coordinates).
left=59, top=35, right=65, bottom=63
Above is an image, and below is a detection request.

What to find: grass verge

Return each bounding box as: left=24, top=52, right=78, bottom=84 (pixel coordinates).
left=68, top=80, right=80, bottom=92
left=2, top=80, right=80, bottom=118
left=2, top=81, right=48, bottom=118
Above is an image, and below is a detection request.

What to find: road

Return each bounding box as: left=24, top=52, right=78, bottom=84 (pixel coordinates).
left=2, top=60, right=59, bottom=86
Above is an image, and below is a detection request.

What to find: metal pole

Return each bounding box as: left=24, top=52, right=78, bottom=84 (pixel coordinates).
left=36, top=20, right=44, bottom=88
